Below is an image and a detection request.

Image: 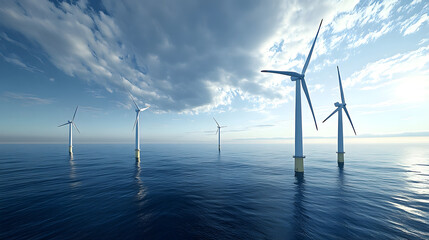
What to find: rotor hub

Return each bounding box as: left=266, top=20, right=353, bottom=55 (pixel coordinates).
left=291, top=75, right=303, bottom=81
left=335, top=102, right=346, bottom=107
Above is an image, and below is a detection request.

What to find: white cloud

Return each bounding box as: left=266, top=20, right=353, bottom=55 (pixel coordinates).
left=343, top=45, right=429, bottom=114
left=0, top=52, right=41, bottom=72
left=348, top=22, right=393, bottom=48
left=2, top=92, right=52, bottom=104
left=331, top=0, right=397, bottom=33
left=314, top=54, right=349, bottom=72
left=0, top=32, right=28, bottom=49
left=309, top=84, right=325, bottom=93
left=328, top=0, right=400, bottom=50
left=411, top=0, right=423, bottom=6
left=419, top=38, right=429, bottom=45
left=344, top=45, right=429, bottom=88
left=0, top=0, right=147, bottom=96
left=401, top=13, right=429, bottom=36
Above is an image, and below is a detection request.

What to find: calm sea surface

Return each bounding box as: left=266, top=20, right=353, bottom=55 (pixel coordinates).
left=1, top=143, right=428, bottom=239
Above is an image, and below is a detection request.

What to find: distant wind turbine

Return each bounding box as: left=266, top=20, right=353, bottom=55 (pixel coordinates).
left=213, top=117, right=226, bottom=152
left=131, top=96, right=150, bottom=159
left=322, top=66, right=356, bottom=166
left=261, top=19, right=323, bottom=174
left=58, top=106, right=80, bottom=155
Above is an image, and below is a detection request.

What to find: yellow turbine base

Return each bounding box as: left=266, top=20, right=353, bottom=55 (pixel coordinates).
left=294, top=157, right=304, bottom=173
left=135, top=149, right=140, bottom=159
left=337, top=152, right=345, bottom=163
left=69, top=146, right=73, bottom=154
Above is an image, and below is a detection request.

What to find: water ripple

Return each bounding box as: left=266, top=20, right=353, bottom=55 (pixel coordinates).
left=1, top=143, right=428, bottom=239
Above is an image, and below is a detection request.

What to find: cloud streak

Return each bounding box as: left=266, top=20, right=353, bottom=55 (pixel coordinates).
left=3, top=92, right=52, bottom=105
left=0, top=53, right=42, bottom=72
left=344, top=44, right=429, bottom=88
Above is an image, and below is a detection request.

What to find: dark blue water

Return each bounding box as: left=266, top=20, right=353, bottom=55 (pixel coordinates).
left=1, top=143, right=428, bottom=239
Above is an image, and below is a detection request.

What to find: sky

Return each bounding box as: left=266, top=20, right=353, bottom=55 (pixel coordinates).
left=0, top=0, right=428, bottom=144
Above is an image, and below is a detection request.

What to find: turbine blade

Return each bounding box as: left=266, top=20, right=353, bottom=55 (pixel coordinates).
left=129, top=92, right=140, bottom=110
left=58, top=122, right=69, bottom=127
left=72, top=106, right=78, bottom=121
left=72, top=122, right=80, bottom=133
left=301, top=19, right=323, bottom=75
left=132, top=98, right=140, bottom=110
left=261, top=70, right=301, bottom=78
left=337, top=66, right=345, bottom=104
left=140, top=106, right=150, bottom=112
left=301, top=78, right=318, bottom=130
left=215, top=129, right=219, bottom=135
left=221, top=126, right=227, bottom=128
left=344, top=106, right=356, bottom=135
left=322, top=108, right=339, bottom=123
left=132, top=112, right=140, bottom=131
left=132, top=117, right=138, bottom=131
left=213, top=117, right=220, bottom=127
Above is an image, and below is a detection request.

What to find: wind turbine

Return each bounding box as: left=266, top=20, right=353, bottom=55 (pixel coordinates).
left=213, top=117, right=226, bottom=152
left=58, top=106, right=80, bottom=155
left=261, top=19, right=322, bottom=174
left=131, top=96, right=150, bottom=159
left=322, top=66, right=356, bottom=166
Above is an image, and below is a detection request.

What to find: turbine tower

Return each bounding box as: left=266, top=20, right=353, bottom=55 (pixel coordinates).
left=322, top=66, right=356, bottom=166
left=58, top=106, right=80, bottom=155
left=131, top=96, right=150, bottom=159
left=261, top=19, right=322, bottom=174
left=213, top=117, right=226, bottom=152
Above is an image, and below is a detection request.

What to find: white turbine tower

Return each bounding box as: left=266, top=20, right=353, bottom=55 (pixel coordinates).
left=322, top=66, right=356, bottom=166
left=131, top=97, right=150, bottom=159
left=261, top=19, right=322, bottom=174
left=58, top=106, right=80, bottom=155
left=213, top=117, right=226, bottom=152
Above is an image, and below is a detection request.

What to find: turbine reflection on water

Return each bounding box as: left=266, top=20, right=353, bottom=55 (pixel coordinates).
left=292, top=174, right=307, bottom=239
left=135, top=159, right=147, bottom=202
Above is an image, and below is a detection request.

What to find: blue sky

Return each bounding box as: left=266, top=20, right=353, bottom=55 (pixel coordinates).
left=0, top=0, right=428, bottom=144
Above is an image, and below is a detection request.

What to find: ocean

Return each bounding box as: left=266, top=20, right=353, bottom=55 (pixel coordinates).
left=1, top=143, right=428, bottom=239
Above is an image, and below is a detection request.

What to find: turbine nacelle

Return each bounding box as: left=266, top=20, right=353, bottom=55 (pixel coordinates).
left=291, top=75, right=303, bottom=81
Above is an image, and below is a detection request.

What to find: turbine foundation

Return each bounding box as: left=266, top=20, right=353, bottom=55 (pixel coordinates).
left=293, top=156, right=305, bottom=173
left=135, top=149, right=140, bottom=159
left=69, top=146, right=73, bottom=155
left=337, top=152, right=344, bottom=163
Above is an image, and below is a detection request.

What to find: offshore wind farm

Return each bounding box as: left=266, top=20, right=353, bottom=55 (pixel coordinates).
left=1, top=1, right=429, bottom=240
